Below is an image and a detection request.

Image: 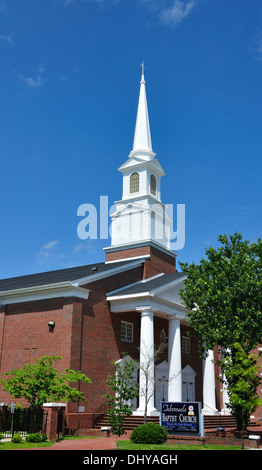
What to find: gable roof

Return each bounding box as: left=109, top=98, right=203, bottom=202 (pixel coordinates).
left=0, top=259, right=143, bottom=294
left=107, top=271, right=186, bottom=299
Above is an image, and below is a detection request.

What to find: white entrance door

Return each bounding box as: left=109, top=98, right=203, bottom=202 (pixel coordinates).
left=115, top=355, right=138, bottom=411
left=155, top=361, right=168, bottom=411
left=182, top=365, right=196, bottom=402
left=182, top=381, right=195, bottom=402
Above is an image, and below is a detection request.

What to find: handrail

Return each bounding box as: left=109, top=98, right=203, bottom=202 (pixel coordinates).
left=202, top=403, right=220, bottom=416
left=92, top=401, right=108, bottom=427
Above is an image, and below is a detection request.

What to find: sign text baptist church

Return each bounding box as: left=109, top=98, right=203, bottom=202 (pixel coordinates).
left=161, top=402, right=201, bottom=434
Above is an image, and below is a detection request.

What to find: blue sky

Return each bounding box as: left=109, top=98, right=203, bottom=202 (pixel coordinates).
left=0, top=0, right=262, bottom=279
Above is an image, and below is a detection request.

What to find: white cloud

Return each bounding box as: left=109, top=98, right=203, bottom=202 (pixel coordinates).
left=36, top=240, right=63, bottom=264
left=160, top=0, right=195, bottom=26
left=0, top=33, right=12, bottom=44
left=241, top=205, right=254, bottom=216
left=41, top=240, right=60, bottom=251
left=23, top=76, right=45, bottom=88
left=256, top=32, right=262, bottom=61
left=21, top=65, right=46, bottom=88
left=73, top=239, right=100, bottom=255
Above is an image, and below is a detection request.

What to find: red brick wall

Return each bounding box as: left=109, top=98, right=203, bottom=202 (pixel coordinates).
left=66, top=266, right=144, bottom=429
left=105, top=244, right=177, bottom=279
left=143, top=246, right=176, bottom=278
left=105, top=245, right=152, bottom=262
left=0, top=298, right=74, bottom=405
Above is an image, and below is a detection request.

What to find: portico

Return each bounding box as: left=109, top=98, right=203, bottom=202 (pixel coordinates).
left=107, top=269, right=207, bottom=416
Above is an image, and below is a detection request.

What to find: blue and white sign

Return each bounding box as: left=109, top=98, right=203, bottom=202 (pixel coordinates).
left=10, top=402, right=16, bottom=414
left=161, top=402, right=201, bottom=434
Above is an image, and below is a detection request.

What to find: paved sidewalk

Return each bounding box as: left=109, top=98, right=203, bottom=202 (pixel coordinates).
left=22, top=431, right=132, bottom=451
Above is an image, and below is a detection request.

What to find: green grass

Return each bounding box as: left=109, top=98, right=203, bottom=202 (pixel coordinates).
left=0, top=434, right=96, bottom=450
left=0, top=440, right=55, bottom=450
left=0, top=435, right=243, bottom=451
left=118, top=440, right=242, bottom=451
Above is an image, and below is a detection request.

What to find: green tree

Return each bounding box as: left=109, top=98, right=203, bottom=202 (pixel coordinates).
left=105, top=357, right=139, bottom=449
left=179, top=233, right=262, bottom=354
left=0, top=355, right=91, bottom=408
left=179, top=232, right=262, bottom=429
left=220, top=342, right=262, bottom=432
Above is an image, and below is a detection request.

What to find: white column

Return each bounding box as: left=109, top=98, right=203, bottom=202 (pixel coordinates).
left=221, top=374, right=230, bottom=415
left=202, top=349, right=218, bottom=414
left=221, top=348, right=230, bottom=414
left=168, top=318, right=182, bottom=402
left=134, top=307, right=158, bottom=416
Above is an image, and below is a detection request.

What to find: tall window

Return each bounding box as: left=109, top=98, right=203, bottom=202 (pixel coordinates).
left=150, top=174, right=156, bottom=196
left=182, top=336, right=191, bottom=355
left=130, top=172, right=139, bottom=194
left=120, top=321, right=134, bottom=342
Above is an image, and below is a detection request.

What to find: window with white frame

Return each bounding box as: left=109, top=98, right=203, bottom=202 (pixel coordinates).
left=120, top=321, right=134, bottom=342
left=130, top=172, right=139, bottom=194
left=150, top=174, right=156, bottom=196
left=182, top=336, right=191, bottom=354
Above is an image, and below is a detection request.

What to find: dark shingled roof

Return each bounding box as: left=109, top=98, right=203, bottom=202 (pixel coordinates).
left=0, top=260, right=136, bottom=293
left=107, top=271, right=185, bottom=297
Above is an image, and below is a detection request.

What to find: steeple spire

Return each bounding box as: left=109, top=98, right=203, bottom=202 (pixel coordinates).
left=131, top=62, right=153, bottom=157
left=105, top=64, right=170, bottom=260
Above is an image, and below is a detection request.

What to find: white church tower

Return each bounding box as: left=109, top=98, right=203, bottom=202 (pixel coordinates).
left=108, top=64, right=172, bottom=253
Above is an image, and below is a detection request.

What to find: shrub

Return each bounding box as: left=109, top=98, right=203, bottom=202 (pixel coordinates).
left=26, top=433, right=47, bottom=442
left=0, top=433, right=5, bottom=440
left=12, top=433, right=23, bottom=443
left=130, top=423, right=168, bottom=444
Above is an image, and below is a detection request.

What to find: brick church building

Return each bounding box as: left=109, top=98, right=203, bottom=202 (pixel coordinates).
left=0, top=68, right=261, bottom=432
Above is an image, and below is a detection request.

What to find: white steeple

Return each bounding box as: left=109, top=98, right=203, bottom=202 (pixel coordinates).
left=106, top=65, right=172, bottom=254
left=132, top=62, right=153, bottom=157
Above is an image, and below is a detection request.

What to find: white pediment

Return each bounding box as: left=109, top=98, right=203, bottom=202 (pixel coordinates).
left=182, top=365, right=196, bottom=379
left=153, top=277, right=186, bottom=307
left=118, top=156, right=164, bottom=176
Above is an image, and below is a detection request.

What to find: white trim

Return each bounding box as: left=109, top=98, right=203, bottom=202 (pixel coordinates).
left=104, top=239, right=177, bottom=259
left=105, top=254, right=150, bottom=264
left=106, top=273, right=185, bottom=301
left=107, top=292, right=150, bottom=301
left=0, top=285, right=90, bottom=306
left=0, top=280, right=73, bottom=297
left=109, top=296, right=187, bottom=319
left=120, top=320, right=134, bottom=343
left=106, top=272, right=164, bottom=298
left=43, top=403, right=67, bottom=408
left=149, top=275, right=187, bottom=296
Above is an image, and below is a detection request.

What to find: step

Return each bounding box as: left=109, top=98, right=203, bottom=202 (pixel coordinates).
left=94, top=414, right=159, bottom=430
left=94, top=413, right=242, bottom=431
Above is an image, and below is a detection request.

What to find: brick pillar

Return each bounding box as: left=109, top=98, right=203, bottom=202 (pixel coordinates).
left=0, top=403, right=8, bottom=431
left=42, top=403, right=66, bottom=441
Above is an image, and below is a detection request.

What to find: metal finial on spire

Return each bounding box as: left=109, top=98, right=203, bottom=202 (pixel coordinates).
left=140, top=61, right=145, bottom=83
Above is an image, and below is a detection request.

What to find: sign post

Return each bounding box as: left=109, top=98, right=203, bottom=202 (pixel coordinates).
left=161, top=402, right=204, bottom=436
left=10, top=402, right=16, bottom=436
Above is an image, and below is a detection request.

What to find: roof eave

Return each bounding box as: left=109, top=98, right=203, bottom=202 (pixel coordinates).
left=0, top=282, right=90, bottom=306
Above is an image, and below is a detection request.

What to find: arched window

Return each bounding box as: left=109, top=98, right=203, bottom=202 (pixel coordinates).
left=150, top=174, right=156, bottom=196
left=130, top=172, right=139, bottom=194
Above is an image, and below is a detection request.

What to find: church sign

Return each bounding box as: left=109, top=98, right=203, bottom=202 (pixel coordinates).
left=161, top=402, right=201, bottom=434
